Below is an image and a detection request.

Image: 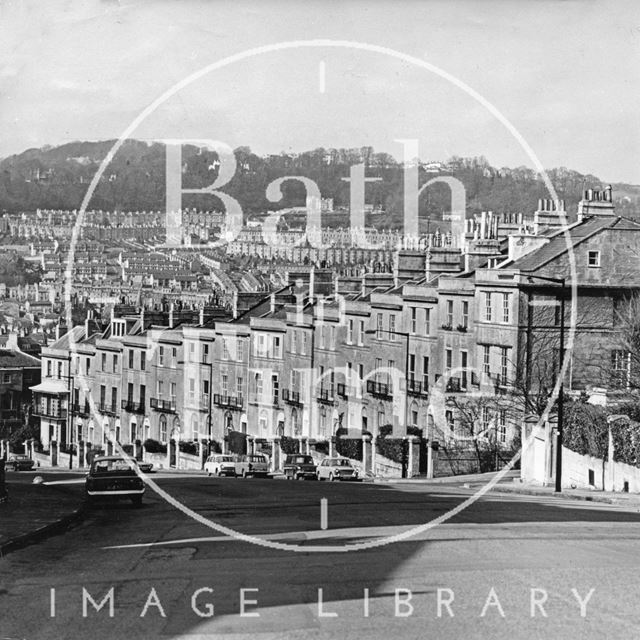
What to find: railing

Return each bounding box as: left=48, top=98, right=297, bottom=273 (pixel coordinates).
left=282, top=389, right=303, bottom=406
left=70, top=402, right=90, bottom=417
left=407, top=379, right=428, bottom=396
left=366, top=380, right=392, bottom=398
left=33, top=406, right=67, bottom=420
left=213, top=394, right=243, bottom=410
left=121, top=399, right=145, bottom=413
left=150, top=397, right=177, bottom=412
left=446, top=377, right=461, bottom=393
left=337, top=383, right=358, bottom=398
left=98, top=402, right=119, bottom=415
left=316, top=388, right=335, bottom=404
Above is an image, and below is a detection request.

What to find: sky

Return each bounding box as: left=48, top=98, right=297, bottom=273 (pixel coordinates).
left=0, top=0, right=639, bottom=183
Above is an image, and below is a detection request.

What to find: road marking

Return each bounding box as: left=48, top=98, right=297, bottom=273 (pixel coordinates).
left=321, top=497, right=328, bottom=530
left=318, top=60, right=326, bottom=93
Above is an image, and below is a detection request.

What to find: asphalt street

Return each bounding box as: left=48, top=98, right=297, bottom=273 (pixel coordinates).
left=2, top=472, right=640, bottom=639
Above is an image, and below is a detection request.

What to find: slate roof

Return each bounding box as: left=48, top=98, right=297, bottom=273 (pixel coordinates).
left=0, top=349, right=41, bottom=369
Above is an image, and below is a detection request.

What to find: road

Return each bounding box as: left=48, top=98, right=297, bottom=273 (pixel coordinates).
left=2, top=472, right=640, bottom=639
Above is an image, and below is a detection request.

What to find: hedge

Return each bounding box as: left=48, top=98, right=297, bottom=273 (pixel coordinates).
left=178, top=440, right=198, bottom=456
left=336, top=437, right=363, bottom=461
left=375, top=437, right=407, bottom=464
left=280, top=435, right=301, bottom=454
left=143, top=438, right=167, bottom=454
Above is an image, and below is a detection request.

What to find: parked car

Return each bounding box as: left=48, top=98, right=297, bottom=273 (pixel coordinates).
left=85, top=456, right=145, bottom=506
left=204, top=454, right=237, bottom=477
left=283, top=454, right=317, bottom=480
left=137, top=461, right=154, bottom=473
left=5, top=454, right=35, bottom=471
left=234, top=454, right=270, bottom=478
left=316, top=457, right=359, bottom=481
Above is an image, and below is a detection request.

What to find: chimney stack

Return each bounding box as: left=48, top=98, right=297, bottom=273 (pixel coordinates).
left=270, top=293, right=276, bottom=315
left=199, top=307, right=204, bottom=326
left=309, top=267, right=315, bottom=304
left=169, top=303, right=174, bottom=329
left=233, top=290, right=238, bottom=320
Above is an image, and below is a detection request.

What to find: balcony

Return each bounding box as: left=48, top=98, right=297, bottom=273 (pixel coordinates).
left=337, top=383, right=358, bottom=398
left=407, top=379, right=428, bottom=396
left=70, top=402, right=90, bottom=417
left=213, top=394, right=243, bottom=410
left=98, top=402, right=119, bottom=416
left=282, top=389, right=303, bottom=407
left=33, top=406, right=67, bottom=420
left=366, top=380, right=392, bottom=399
left=150, top=397, right=177, bottom=413
left=316, top=389, right=335, bottom=405
left=121, top=399, right=145, bottom=414
left=446, top=377, right=461, bottom=393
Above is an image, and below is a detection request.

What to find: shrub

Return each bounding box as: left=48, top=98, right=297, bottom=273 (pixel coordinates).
left=406, top=425, right=424, bottom=439
left=375, top=437, right=407, bottom=464
left=227, top=430, right=247, bottom=455
left=336, top=437, right=363, bottom=460
left=312, top=440, right=329, bottom=455
left=378, top=424, right=393, bottom=439
left=280, top=435, right=300, bottom=454
left=178, top=440, right=198, bottom=456
left=143, top=438, right=167, bottom=454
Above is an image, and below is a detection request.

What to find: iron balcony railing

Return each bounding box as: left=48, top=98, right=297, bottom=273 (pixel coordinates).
left=121, top=399, right=145, bottom=414
left=282, top=389, right=303, bottom=406
left=213, top=394, right=243, bottom=410
left=316, top=388, right=335, bottom=404
left=150, top=397, right=177, bottom=413
left=33, top=406, right=67, bottom=420
left=70, top=402, right=90, bottom=417
left=407, top=379, right=428, bottom=396
left=366, top=380, right=392, bottom=399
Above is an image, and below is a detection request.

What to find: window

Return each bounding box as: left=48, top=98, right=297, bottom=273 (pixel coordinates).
left=259, top=410, right=268, bottom=433
left=347, top=319, right=354, bottom=344
left=376, top=313, right=383, bottom=339
left=189, top=342, right=195, bottom=362
left=408, top=353, right=416, bottom=382
left=302, top=332, right=308, bottom=355
left=410, top=308, right=417, bottom=334
left=461, top=351, right=468, bottom=389
left=446, top=300, right=454, bottom=327
left=502, top=293, right=510, bottom=324
left=358, top=364, right=364, bottom=395
left=85, top=357, right=90, bottom=375
left=500, top=347, right=509, bottom=384
left=140, top=351, right=146, bottom=371
left=330, top=325, right=336, bottom=350
left=159, top=347, right=164, bottom=367
left=462, top=301, right=469, bottom=329
left=236, top=377, right=242, bottom=397
left=272, top=374, right=279, bottom=405
left=387, top=360, right=395, bottom=388
left=128, top=349, right=134, bottom=369
left=422, top=356, right=429, bottom=389
left=57, top=361, right=62, bottom=379
left=411, top=409, right=418, bottom=429
left=612, top=350, right=630, bottom=387
left=139, top=385, right=145, bottom=407
left=189, top=377, right=196, bottom=403
left=498, top=410, right=507, bottom=443
left=111, top=387, right=117, bottom=413
left=319, top=365, right=325, bottom=391
left=389, top=314, right=396, bottom=341
left=374, top=358, right=382, bottom=383
left=588, top=250, right=601, bottom=267
left=445, top=349, right=452, bottom=372
left=221, top=374, right=228, bottom=395
left=273, top=336, right=282, bottom=358
left=292, top=330, right=298, bottom=353
left=127, top=382, right=134, bottom=402
left=255, top=372, right=263, bottom=399
left=319, top=325, right=325, bottom=349
left=482, top=345, right=490, bottom=375
left=47, top=360, right=51, bottom=377
left=159, top=415, right=167, bottom=442
left=358, top=320, right=365, bottom=346
left=484, top=292, right=492, bottom=322
left=169, top=382, right=176, bottom=401
left=481, top=407, right=490, bottom=433
left=445, top=410, right=454, bottom=432
left=222, top=339, right=229, bottom=360
left=102, top=353, right=107, bottom=371
left=425, top=309, right=431, bottom=335
left=202, top=379, right=209, bottom=400
left=3, top=373, right=10, bottom=384
left=112, top=354, right=118, bottom=373
left=157, top=380, right=164, bottom=397
left=203, top=343, right=210, bottom=364
left=171, top=348, right=177, bottom=367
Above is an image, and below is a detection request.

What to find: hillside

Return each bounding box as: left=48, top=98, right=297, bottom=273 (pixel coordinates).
left=0, top=140, right=638, bottom=226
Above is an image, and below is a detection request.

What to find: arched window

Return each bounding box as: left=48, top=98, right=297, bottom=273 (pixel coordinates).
left=159, top=415, right=167, bottom=442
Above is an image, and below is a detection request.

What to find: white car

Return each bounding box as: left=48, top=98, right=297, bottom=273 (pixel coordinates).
left=234, top=454, right=270, bottom=478
left=204, top=454, right=237, bottom=477
left=316, top=457, right=360, bottom=481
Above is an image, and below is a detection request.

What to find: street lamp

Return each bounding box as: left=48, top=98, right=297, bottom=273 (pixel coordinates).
left=523, top=274, right=567, bottom=493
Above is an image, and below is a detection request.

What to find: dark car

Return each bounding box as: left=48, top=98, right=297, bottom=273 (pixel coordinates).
left=5, top=454, right=35, bottom=471
left=283, top=454, right=317, bottom=480
left=85, top=456, right=145, bottom=506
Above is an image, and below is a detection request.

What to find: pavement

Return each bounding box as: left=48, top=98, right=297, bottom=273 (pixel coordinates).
left=3, top=466, right=640, bottom=559
left=0, top=473, right=85, bottom=556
